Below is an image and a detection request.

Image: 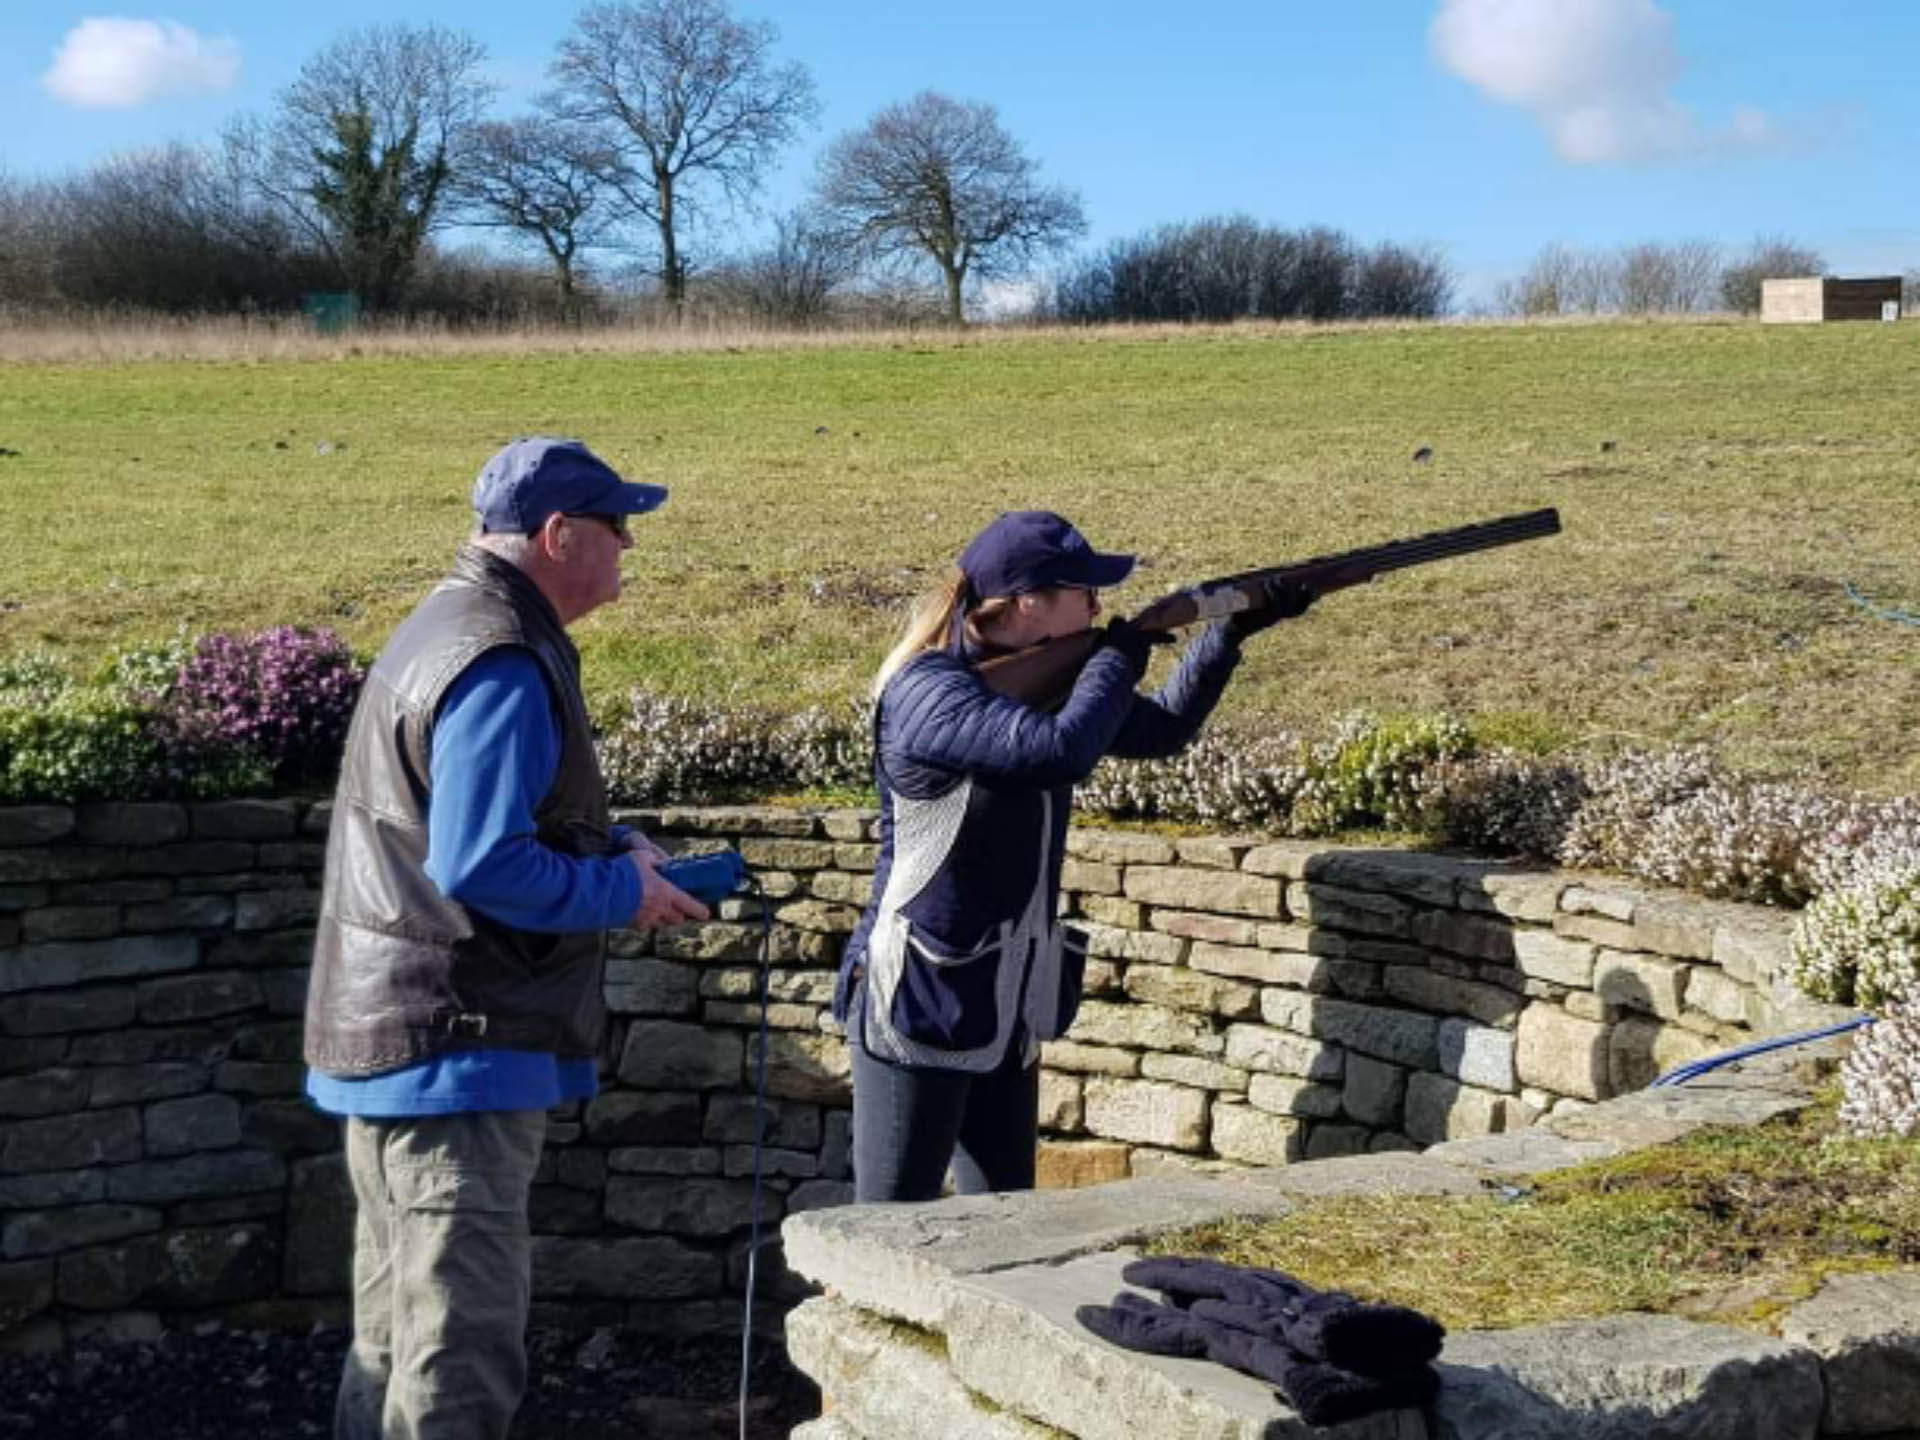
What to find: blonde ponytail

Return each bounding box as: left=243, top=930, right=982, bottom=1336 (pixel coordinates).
left=872, top=568, right=1015, bottom=700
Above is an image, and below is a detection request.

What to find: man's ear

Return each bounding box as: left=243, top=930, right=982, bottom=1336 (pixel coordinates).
left=535, top=511, right=571, bottom=561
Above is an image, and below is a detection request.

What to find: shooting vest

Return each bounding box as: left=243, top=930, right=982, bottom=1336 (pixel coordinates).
left=858, top=780, right=1088, bottom=1075
left=304, top=546, right=615, bottom=1075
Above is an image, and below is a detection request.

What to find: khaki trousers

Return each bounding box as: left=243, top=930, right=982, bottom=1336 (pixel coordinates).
left=334, top=1110, right=548, bottom=1440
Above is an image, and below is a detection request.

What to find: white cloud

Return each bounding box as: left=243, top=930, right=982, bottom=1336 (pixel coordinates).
left=1430, top=0, right=1779, bottom=164
left=43, top=18, right=240, bottom=110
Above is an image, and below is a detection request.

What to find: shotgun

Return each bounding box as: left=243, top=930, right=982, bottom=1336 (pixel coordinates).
left=976, top=507, right=1562, bottom=707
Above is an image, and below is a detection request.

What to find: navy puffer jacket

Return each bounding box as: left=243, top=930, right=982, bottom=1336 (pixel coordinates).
left=835, top=622, right=1243, bottom=1069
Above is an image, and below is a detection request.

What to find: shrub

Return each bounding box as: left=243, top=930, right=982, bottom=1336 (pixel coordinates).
left=96, top=629, right=196, bottom=703
left=1077, top=725, right=1307, bottom=827
left=1838, top=1000, right=1920, bottom=1138
left=156, top=626, right=362, bottom=791
left=0, top=648, right=72, bottom=707
left=0, top=693, right=164, bottom=802
left=1416, top=750, right=1588, bottom=859
left=599, top=688, right=870, bottom=805
left=1789, top=858, right=1920, bottom=1010
left=1290, top=712, right=1473, bottom=836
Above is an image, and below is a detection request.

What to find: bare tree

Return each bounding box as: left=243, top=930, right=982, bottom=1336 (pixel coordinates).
left=1719, top=235, right=1825, bottom=314
left=550, top=0, right=816, bottom=315
left=816, top=91, right=1086, bottom=324
left=703, top=207, right=857, bottom=326
left=1616, top=241, right=1720, bottom=314
left=457, top=116, right=620, bottom=312
left=1497, top=243, right=1578, bottom=316
left=1566, top=249, right=1618, bottom=314
left=229, top=23, right=493, bottom=309
left=0, top=170, right=60, bottom=305
left=1353, top=243, right=1453, bottom=318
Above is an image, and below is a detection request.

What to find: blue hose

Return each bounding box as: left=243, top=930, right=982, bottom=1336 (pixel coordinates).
left=1845, top=581, right=1920, bottom=628
left=1648, top=1014, right=1874, bottom=1088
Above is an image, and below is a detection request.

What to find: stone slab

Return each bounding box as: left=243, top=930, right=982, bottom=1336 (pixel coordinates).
left=1424, top=1128, right=1627, bottom=1177
left=786, top=1295, right=1052, bottom=1440
left=782, top=1177, right=1299, bottom=1327
left=1235, top=1151, right=1486, bottom=1202
left=1778, top=1270, right=1920, bottom=1435
left=943, top=1250, right=1425, bottom=1440
left=1433, top=1314, right=1823, bottom=1440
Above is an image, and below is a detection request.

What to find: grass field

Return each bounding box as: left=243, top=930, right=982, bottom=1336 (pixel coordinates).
left=2, top=317, right=1917, bottom=793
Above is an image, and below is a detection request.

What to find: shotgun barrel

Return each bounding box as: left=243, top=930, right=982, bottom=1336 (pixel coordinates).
left=977, top=507, right=1562, bottom=706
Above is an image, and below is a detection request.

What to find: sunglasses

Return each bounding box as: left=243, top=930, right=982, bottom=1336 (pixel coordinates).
left=564, top=512, right=630, bottom=542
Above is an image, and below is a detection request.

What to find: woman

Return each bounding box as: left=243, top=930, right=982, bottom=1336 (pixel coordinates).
left=833, top=510, right=1312, bottom=1202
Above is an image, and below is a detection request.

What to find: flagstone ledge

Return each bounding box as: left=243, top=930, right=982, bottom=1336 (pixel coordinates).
left=783, top=1036, right=1918, bottom=1438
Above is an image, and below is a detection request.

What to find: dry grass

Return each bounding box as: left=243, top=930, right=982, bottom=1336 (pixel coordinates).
left=1150, top=1092, right=1920, bottom=1334
left=3, top=315, right=1917, bottom=792
left=0, top=307, right=1621, bottom=366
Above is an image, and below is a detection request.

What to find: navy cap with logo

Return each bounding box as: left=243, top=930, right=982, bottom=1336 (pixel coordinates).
left=472, top=436, right=669, bottom=534
left=958, top=510, right=1135, bottom=600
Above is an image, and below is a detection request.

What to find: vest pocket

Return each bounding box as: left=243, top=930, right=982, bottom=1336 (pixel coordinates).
left=1030, top=922, right=1090, bottom=1041
left=888, top=925, right=1004, bottom=1052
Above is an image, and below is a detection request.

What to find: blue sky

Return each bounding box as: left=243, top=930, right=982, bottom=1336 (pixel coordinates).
left=2, top=2, right=1915, bottom=307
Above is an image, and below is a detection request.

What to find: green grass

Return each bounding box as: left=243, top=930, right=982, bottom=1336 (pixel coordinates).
left=4, top=319, right=1919, bottom=791
left=1150, top=1092, right=1920, bottom=1333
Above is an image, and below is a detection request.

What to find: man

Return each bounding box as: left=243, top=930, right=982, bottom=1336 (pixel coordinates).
left=303, top=436, right=708, bottom=1440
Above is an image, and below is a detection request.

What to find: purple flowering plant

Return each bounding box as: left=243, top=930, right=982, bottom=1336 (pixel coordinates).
left=156, top=626, right=364, bottom=791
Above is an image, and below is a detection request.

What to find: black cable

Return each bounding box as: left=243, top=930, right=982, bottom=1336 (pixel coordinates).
left=738, top=874, right=773, bottom=1440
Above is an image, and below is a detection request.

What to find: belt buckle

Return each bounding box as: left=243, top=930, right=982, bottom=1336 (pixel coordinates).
left=448, top=1012, right=489, bottom=1038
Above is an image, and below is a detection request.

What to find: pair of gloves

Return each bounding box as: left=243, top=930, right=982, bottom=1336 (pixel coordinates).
left=1104, top=579, right=1318, bottom=669
left=1076, top=1256, right=1443, bottom=1428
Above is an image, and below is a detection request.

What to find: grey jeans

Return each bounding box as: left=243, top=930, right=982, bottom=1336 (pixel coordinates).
left=335, top=1109, right=548, bottom=1440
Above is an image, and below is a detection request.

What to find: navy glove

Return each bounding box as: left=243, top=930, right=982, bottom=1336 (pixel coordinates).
left=1121, top=1256, right=1444, bottom=1376
left=1101, top=617, right=1172, bottom=673
left=1076, top=1292, right=1437, bottom=1427
left=1228, top=579, right=1317, bottom=639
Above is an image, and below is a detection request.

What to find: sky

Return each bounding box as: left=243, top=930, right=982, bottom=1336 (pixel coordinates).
left=2, top=1, right=1916, bottom=308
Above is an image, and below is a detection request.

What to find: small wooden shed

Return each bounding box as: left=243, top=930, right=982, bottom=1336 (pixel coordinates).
left=1761, top=276, right=1902, bottom=324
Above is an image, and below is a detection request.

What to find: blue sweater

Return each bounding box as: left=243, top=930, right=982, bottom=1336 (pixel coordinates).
left=306, top=648, right=640, bottom=1117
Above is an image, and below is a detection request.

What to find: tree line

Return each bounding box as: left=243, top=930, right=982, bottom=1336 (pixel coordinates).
left=1495, top=238, right=1835, bottom=316
left=1046, top=218, right=1453, bottom=323
left=0, top=4, right=1096, bottom=327
left=0, top=1, right=1881, bottom=328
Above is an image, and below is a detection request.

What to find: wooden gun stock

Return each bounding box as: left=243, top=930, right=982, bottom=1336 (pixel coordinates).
left=976, top=507, right=1562, bottom=706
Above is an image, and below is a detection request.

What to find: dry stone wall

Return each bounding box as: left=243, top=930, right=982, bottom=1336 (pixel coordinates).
left=0, top=800, right=1850, bottom=1353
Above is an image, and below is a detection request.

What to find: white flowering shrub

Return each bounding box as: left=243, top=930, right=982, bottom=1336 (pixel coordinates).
left=598, top=689, right=872, bottom=804
left=1789, top=858, right=1920, bottom=1009
left=0, top=648, right=72, bottom=706
left=1078, top=725, right=1307, bottom=826
left=1837, top=1000, right=1920, bottom=1138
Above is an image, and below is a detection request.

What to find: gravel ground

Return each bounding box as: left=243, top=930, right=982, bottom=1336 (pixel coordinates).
left=0, top=1322, right=820, bottom=1440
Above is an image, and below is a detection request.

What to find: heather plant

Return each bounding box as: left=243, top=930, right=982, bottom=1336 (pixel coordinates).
left=1558, top=746, right=1721, bottom=874
left=599, top=688, right=870, bottom=804
left=1626, top=773, right=1843, bottom=906
left=0, top=648, right=72, bottom=707
left=0, top=692, right=163, bottom=802
left=1077, top=725, right=1308, bottom=826
left=1789, top=857, right=1920, bottom=1010
left=1416, top=750, right=1587, bottom=859
left=1289, top=711, right=1473, bottom=836
left=155, top=626, right=363, bottom=791
left=97, top=628, right=196, bottom=703
left=1837, top=1000, right=1920, bottom=1139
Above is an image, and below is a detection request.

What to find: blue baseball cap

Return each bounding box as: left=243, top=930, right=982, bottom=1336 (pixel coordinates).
left=958, top=511, right=1135, bottom=600
left=472, top=437, right=669, bottom=534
